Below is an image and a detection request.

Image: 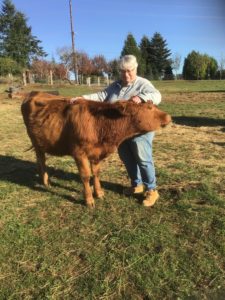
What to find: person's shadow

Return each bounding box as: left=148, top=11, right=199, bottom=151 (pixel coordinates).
left=0, top=155, right=124, bottom=206
left=173, top=116, right=225, bottom=128
left=173, top=116, right=225, bottom=147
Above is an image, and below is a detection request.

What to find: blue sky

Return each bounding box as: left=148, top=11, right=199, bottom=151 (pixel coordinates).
left=3, top=0, right=225, bottom=71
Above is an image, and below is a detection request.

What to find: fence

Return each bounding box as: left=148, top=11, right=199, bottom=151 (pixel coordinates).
left=22, top=71, right=113, bottom=87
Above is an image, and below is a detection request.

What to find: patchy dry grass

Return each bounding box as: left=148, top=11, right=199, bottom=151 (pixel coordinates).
left=0, top=82, right=225, bottom=299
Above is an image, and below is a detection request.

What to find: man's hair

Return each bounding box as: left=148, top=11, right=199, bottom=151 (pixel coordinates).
left=119, top=55, right=138, bottom=70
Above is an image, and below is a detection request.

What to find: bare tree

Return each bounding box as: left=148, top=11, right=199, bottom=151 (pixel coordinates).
left=219, top=54, right=225, bottom=80
left=57, top=47, right=73, bottom=70
left=31, top=59, right=50, bottom=80
left=30, top=59, right=67, bottom=82
left=92, top=55, right=108, bottom=76
left=172, top=53, right=182, bottom=79
left=57, top=47, right=93, bottom=80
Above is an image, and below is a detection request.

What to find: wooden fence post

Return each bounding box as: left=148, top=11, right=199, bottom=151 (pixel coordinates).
left=49, top=70, right=53, bottom=85
left=86, top=77, right=91, bottom=86
left=22, top=72, right=27, bottom=86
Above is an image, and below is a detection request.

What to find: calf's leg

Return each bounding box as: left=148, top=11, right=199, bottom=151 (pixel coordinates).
left=35, top=148, right=49, bottom=186
left=91, top=161, right=104, bottom=199
left=74, top=155, right=95, bottom=208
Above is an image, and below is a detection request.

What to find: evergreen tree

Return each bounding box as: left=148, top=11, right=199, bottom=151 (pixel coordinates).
left=121, top=33, right=140, bottom=58
left=148, top=32, right=171, bottom=79
left=163, top=63, right=174, bottom=80
left=120, top=33, right=141, bottom=72
left=0, top=0, right=46, bottom=68
left=139, top=35, right=152, bottom=79
left=108, top=59, right=120, bottom=80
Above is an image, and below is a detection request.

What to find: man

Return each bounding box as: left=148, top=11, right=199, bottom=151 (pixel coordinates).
left=71, top=55, right=162, bottom=207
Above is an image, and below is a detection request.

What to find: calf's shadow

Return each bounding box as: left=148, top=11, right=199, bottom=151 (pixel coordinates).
left=0, top=155, right=123, bottom=205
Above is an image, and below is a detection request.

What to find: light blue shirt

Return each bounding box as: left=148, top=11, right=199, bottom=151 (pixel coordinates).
left=83, top=76, right=161, bottom=105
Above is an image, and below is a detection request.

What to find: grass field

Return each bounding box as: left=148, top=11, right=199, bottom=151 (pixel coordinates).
left=0, top=80, right=225, bottom=299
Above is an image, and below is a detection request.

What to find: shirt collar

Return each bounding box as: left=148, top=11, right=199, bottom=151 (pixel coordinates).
left=117, top=77, right=138, bottom=88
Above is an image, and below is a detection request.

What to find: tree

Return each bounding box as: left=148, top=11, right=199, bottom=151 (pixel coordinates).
left=182, top=51, right=218, bottom=80
left=30, top=59, right=68, bottom=82
left=0, top=56, right=21, bottom=75
left=171, top=53, right=182, bottom=79
left=183, top=51, right=202, bottom=79
left=148, top=32, right=171, bottom=79
left=203, top=55, right=218, bottom=79
left=77, top=52, right=93, bottom=76
left=139, top=35, right=152, bottom=78
left=30, top=59, right=50, bottom=80
left=57, top=46, right=73, bottom=70
left=92, top=55, right=108, bottom=76
left=121, top=33, right=141, bottom=70
left=163, top=63, right=174, bottom=80
left=57, top=47, right=95, bottom=81
left=218, top=54, right=225, bottom=79
left=108, top=59, right=120, bottom=80
left=0, top=0, right=46, bottom=68
left=121, top=33, right=140, bottom=57
left=53, top=63, right=67, bottom=80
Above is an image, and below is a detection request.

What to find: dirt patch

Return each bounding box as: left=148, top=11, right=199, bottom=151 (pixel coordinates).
left=163, top=92, right=225, bottom=103
left=156, top=123, right=225, bottom=167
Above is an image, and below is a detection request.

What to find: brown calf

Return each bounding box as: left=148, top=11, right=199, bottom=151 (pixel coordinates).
left=21, top=91, right=171, bottom=208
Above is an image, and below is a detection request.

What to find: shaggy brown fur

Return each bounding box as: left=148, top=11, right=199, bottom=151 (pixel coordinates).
left=21, top=91, right=171, bottom=208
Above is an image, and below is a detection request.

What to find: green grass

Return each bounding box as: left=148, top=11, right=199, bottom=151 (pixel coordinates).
left=154, top=79, right=225, bottom=93
left=0, top=81, right=225, bottom=299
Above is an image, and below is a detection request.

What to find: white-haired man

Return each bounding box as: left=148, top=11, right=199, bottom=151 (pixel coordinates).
left=71, top=55, right=162, bottom=207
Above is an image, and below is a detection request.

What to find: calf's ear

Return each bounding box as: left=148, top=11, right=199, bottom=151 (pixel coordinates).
left=146, top=100, right=153, bottom=104
left=142, top=101, right=154, bottom=109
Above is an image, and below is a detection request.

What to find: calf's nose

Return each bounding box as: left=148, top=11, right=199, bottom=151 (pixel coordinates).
left=161, top=114, right=172, bottom=127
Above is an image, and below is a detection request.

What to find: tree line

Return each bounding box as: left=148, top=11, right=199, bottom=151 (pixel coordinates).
left=0, top=0, right=225, bottom=82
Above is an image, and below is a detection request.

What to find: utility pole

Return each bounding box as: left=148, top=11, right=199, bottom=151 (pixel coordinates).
left=69, top=0, right=78, bottom=84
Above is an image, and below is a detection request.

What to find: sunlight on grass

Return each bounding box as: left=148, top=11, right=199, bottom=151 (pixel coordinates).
left=0, top=81, right=225, bottom=298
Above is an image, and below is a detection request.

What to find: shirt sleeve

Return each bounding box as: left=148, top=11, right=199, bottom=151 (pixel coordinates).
left=82, top=90, right=107, bottom=102
left=137, top=80, right=162, bottom=105
left=82, top=81, right=118, bottom=102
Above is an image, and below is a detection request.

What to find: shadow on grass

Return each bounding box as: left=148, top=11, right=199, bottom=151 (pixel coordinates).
left=212, top=142, right=225, bottom=147
left=197, top=90, right=225, bottom=93
left=173, top=116, right=225, bottom=128
left=0, top=155, right=124, bottom=205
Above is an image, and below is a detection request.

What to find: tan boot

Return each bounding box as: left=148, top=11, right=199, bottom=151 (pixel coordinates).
left=123, top=185, right=144, bottom=196
left=143, top=190, right=159, bottom=207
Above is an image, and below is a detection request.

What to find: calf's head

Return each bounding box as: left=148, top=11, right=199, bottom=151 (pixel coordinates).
left=130, top=102, right=171, bottom=132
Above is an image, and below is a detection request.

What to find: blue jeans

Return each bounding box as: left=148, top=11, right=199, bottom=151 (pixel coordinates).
left=118, top=132, right=156, bottom=190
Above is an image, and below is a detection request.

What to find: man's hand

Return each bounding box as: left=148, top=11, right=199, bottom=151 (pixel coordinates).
left=70, top=96, right=84, bottom=104
left=130, top=96, right=142, bottom=104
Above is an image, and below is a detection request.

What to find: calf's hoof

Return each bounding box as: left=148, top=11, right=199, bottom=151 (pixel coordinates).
left=43, top=173, right=50, bottom=187
left=43, top=180, right=51, bottom=188
left=86, top=198, right=95, bottom=209
left=94, top=189, right=105, bottom=199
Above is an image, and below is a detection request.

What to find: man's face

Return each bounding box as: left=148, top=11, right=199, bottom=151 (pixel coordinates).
left=120, top=67, right=137, bottom=85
